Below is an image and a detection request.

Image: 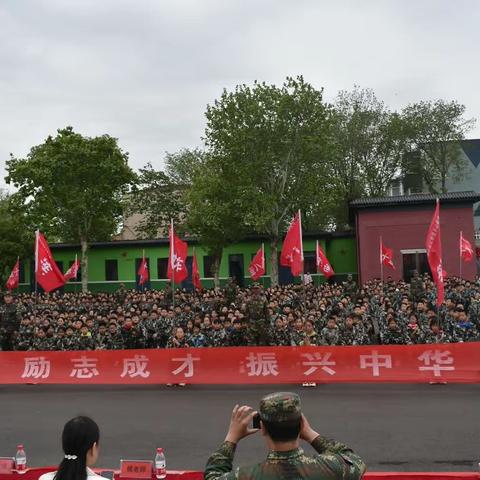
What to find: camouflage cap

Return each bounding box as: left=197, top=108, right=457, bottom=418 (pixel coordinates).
left=259, top=392, right=301, bottom=422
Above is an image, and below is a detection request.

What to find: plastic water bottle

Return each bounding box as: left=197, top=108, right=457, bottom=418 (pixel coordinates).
left=154, top=448, right=166, bottom=479
left=15, top=445, right=27, bottom=472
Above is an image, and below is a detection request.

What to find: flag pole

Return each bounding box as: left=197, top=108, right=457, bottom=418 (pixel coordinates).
left=459, top=231, right=463, bottom=280
left=298, top=210, right=306, bottom=312
left=261, top=243, right=265, bottom=289
left=141, top=249, right=145, bottom=292
left=170, top=219, right=175, bottom=309
left=74, top=253, right=78, bottom=294
left=34, top=230, right=39, bottom=302
left=380, top=236, right=384, bottom=287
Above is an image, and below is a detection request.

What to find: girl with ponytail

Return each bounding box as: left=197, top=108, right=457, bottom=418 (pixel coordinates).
left=40, top=416, right=108, bottom=480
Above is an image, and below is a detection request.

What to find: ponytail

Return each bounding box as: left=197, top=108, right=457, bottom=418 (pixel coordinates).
left=54, top=416, right=100, bottom=480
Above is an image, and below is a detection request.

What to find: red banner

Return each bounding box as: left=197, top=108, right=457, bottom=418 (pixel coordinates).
left=0, top=344, right=479, bottom=385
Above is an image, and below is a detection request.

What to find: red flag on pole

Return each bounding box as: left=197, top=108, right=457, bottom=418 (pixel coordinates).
left=316, top=241, right=334, bottom=278
left=249, top=244, right=265, bottom=281
left=64, top=256, right=80, bottom=282
left=460, top=231, right=473, bottom=262
left=137, top=257, right=149, bottom=286
left=6, top=258, right=20, bottom=290
left=280, top=211, right=304, bottom=277
left=168, top=221, right=188, bottom=284
left=35, top=231, right=65, bottom=292
left=192, top=251, right=202, bottom=290
left=425, top=199, right=445, bottom=306
left=380, top=239, right=396, bottom=270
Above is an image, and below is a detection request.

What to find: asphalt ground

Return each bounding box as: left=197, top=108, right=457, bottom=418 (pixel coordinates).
left=0, top=384, right=478, bottom=472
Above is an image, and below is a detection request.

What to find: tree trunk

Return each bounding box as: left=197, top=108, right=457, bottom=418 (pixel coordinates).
left=441, top=174, right=447, bottom=193
left=270, top=237, right=279, bottom=286
left=212, top=249, right=222, bottom=288
left=80, top=237, right=88, bottom=293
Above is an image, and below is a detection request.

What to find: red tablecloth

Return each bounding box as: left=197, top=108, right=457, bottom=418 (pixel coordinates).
left=0, top=469, right=478, bottom=480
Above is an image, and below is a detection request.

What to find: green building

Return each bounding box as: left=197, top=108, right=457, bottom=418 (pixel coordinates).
left=17, top=232, right=356, bottom=293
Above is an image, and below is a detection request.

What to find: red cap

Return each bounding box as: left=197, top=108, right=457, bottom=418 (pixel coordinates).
left=17, top=445, right=24, bottom=450
left=156, top=448, right=163, bottom=454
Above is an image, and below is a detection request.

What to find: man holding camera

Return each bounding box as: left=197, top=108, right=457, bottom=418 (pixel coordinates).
left=205, top=392, right=366, bottom=480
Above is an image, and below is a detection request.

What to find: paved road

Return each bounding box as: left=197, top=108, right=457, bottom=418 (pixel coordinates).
left=0, top=384, right=478, bottom=472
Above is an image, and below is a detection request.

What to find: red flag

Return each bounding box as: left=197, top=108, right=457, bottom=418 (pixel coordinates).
left=280, top=211, right=303, bottom=277
left=64, top=258, right=80, bottom=282
left=380, top=239, right=396, bottom=270
left=192, top=252, right=202, bottom=290
left=425, top=200, right=445, bottom=306
left=168, top=221, right=188, bottom=284
left=249, top=244, right=265, bottom=281
left=460, top=231, right=473, bottom=262
left=35, top=231, right=65, bottom=292
left=316, top=241, right=334, bottom=278
left=137, top=257, right=149, bottom=286
left=6, top=259, right=20, bottom=290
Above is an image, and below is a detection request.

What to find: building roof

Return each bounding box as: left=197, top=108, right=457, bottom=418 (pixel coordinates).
left=50, top=230, right=354, bottom=250
left=461, top=139, right=480, bottom=168
left=350, top=191, right=480, bottom=209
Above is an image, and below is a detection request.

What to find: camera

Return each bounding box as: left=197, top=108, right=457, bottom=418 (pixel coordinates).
left=252, top=413, right=261, bottom=429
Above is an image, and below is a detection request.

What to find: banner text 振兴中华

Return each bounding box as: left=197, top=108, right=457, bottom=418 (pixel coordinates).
left=1, top=344, right=479, bottom=384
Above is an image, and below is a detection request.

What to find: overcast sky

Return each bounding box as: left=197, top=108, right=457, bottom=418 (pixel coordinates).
left=1, top=0, right=480, bottom=187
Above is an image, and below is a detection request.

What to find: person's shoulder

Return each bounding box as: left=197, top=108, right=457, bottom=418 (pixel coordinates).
left=39, top=471, right=56, bottom=480
left=87, top=468, right=111, bottom=480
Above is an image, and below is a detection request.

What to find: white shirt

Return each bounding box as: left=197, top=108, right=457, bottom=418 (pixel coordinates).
left=40, top=467, right=110, bottom=480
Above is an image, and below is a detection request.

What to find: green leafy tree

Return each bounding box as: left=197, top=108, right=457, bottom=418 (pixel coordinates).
left=129, top=149, right=205, bottom=239
left=0, top=191, right=32, bottom=287
left=332, top=87, right=407, bottom=226
left=205, top=76, right=335, bottom=285
left=6, top=127, right=136, bottom=292
left=402, top=100, right=476, bottom=193
left=131, top=149, right=246, bottom=286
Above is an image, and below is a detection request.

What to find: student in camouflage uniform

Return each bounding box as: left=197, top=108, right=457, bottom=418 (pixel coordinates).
left=166, top=326, right=190, bottom=348
left=210, top=320, right=228, bottom=347
left=340, top=315, right=365, bottom=346
left=228, top=319, right=248, bottom=347
left=343, top=274, right=358, bottom=302
left=106, top=323, right=125, bottom=350
left=410, top=271, right=424, bottom=302
left=301, top=319, right=319, bottom=346
left=0, top=292, right=21, bottom=351
left=246, top=284, right=270, bottom=346
left=269, top=317, right=291, bottom=347
left=321, top=317, right=341, bottom=345
left=290, top=317, right=305, bottom=346
left=188, top=325, right=208, bottom=347
left=381, top=318, right=407, bottom=345
left=205, top=391, right=366, bottom=480
left=225, top=278, right=238, bottom=306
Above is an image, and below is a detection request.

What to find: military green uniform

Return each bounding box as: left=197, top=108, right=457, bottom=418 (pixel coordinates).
left=225, top=279, right=238, bottom=306
left=0, top=301, right=20, bottom=351
left=205, top=392, right=366, bottom=480
left=246, top=288, right=270, bottom=346
left=410, top=275, right=424, bottom=302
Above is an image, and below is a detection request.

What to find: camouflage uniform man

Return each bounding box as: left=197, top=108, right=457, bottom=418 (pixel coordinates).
left=225, top=278, right=238, bottom=306
left=410, top=271, right=424, bottom=303
left=343, top=274, right=358, bottom=302
left=205, top=391, right=366, bottom=480
left=0, top=292, right=21, bottom=351
left=269, top=317, right=291, bottom=346
left=320, top=317, right=341, bottom=346
left=210, top=320, right=228, bottom=347
left=106, top=323, right=125, bottom=350
left=246, top=284, right=270, bottom=346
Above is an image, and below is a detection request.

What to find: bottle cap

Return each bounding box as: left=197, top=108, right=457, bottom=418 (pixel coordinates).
left=156, top=448, right=163, bottom=453
left=17, top=445, right=24, bottom=449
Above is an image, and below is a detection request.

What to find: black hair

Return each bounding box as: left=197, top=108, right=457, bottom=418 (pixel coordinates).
left=262, top=418, right=301, bottom=442
left=54, top=416, right=100, bottom=480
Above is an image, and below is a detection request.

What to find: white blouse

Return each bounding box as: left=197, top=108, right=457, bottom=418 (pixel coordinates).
left=40, top=467, right=110, bottom=480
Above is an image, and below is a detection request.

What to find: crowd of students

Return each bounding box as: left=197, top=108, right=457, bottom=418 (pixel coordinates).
left=2, top=273, right=479, bottom=352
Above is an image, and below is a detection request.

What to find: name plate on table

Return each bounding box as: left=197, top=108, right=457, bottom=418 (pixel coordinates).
left=120, top=460, right=153, bottom=479
left=0, top=458, right=15, bottom=474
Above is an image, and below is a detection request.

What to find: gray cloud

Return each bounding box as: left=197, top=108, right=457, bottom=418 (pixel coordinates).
left=1, top=0, right=479, bottom=187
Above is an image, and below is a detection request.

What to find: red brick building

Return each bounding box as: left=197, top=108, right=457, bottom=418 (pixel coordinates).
left=351, top=191, right=480, bottom=283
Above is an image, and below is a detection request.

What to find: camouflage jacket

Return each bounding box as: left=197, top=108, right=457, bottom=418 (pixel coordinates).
left=204, top=435, right=366, bottom=480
